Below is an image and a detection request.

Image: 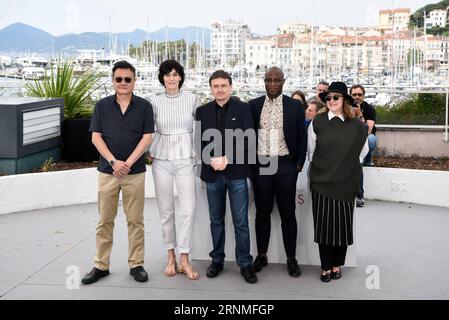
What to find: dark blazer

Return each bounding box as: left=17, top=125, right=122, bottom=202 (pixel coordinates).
left=249, top=94, right=307, bottom=173
left=195, top=98, right=255, bottom=183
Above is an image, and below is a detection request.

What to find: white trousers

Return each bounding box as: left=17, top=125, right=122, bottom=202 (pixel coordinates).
left=152, top=158, right=196, bottom=254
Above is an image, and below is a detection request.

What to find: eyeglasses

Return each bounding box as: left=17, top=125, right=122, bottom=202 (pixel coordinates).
left=351, top=93, right=364, bottom=97
left=325, top=95, right=342, bottom=102
left=264, top=78, right=284, bottom=84
left=114, top=77, right=133, bottom=84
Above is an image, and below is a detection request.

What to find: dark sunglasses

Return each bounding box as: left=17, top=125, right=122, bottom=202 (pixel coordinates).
left=325, top=95, right=342, bottom=102
left=351, top=93, right=364, bottom=97
left=114, top=77, right=133, bottom=83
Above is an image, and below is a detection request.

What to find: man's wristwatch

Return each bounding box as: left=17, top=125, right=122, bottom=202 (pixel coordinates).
left=109, top=159, right=115, bottom=167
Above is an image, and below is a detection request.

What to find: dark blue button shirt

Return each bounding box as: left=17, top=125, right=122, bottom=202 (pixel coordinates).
left=89, top=94, right=154, bottom=174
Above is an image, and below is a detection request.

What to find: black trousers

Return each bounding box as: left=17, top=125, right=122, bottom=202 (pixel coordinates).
left=253, top=161, right=299, bottom=258
left=318, top=244, right=348, bottom=271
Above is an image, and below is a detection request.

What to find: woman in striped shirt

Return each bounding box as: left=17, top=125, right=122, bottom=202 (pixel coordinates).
left=148, top=60, right=201, bottom=280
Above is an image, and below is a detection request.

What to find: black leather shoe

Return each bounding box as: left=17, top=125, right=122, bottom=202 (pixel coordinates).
left=130, top=266, right=148, bottom=282
left=331, top=268, right=342, bottom=280
left=252, top=255, right=268, bottom=273
left=320, top=271, right=332, bottom=283
left=240, top=266, right=258, bottom=284
left=287, top=257, right=301, bottom=277
left=81, top=267, right=110, bottom=285
left=206, top=262, right=223, bottom=278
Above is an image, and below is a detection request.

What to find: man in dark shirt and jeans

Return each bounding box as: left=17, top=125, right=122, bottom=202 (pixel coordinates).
left=350, top=84, right=377, bottom=207
left=82, top=61, right=154, bottom=284
left=195, top=70, right=257, bottom=284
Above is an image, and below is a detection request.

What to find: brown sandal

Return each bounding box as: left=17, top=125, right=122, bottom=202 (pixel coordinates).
left=164, top=260, right=177, bottom=277
left=178, top=263, right=200, bottom=280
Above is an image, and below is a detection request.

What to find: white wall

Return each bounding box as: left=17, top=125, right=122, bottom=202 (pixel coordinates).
left=1, top=166, right=448, bottom=215
left=376, top=130, right=449, bottom=157
left=0, top=167, right=155, bottom=215
left=364, top=167, right=449, bottom=208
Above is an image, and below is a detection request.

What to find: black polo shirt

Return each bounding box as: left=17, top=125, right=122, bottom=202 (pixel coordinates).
left=89, top=94, right=154, bottom=174
left=361, top=101, right=377, bottom=135
left=215, top=100, right=230, bottom=157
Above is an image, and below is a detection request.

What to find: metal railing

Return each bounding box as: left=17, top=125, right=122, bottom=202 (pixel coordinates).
left=1, top=80, right=449, bottom=142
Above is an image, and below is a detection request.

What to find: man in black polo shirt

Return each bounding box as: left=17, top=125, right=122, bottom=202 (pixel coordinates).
left=82, top=61, right=154, bottom=285
left=350, top=84, right=377, bottom=208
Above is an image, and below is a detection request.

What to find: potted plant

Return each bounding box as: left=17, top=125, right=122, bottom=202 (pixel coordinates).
left=24, top=60, right=105, bottom=162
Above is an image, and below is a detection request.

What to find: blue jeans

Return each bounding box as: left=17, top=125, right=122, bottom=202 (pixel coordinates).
left=206, top=174, right=253, bottom=268
left=363, top=134, right=377, bottom=164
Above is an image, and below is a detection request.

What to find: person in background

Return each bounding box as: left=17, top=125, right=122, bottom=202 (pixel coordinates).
left=148, top=60, right=200, bottom=280
left=82, top=60, right=154, bottom=285
left=308, top=81, right=368, bottom=283
left=292, top=90, right=307, bottom=110
left=314, top=81, right=329, bottom=99
left=350, top=84, right=378, bottom=208
left=305, top=99, right=325, bottom=127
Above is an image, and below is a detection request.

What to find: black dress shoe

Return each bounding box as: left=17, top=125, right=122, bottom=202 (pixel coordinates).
left=287, top=257, right=301, bottom=277
left=81, top=267, right=110, bottom=285
left=252, top=255, right=268, bottom=273
left=331, top=268, right=342, bottom=280
left=130, top=266, right=148, bottom=282
left=206, top=262, right=223, bottom=278
left=320, top=271, right=332, bottom=283
left=240, top=266, right=258, bottom=284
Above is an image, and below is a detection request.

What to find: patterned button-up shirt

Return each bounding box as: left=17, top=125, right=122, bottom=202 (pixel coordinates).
left=258, top=95, right=289, bottom=156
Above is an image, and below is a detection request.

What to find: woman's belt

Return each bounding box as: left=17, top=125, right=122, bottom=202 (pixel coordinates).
left=157, top=130, right=193, bottom=136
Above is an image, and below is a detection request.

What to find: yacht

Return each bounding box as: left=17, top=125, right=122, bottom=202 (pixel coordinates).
left=14, top=54, right=49, bottom=68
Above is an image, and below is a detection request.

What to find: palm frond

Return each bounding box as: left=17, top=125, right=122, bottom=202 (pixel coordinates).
left=24, top=60, right=104, bottom=119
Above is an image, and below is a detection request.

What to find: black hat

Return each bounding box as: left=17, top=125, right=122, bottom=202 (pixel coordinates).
left=319, top=81, right=354, bottom=105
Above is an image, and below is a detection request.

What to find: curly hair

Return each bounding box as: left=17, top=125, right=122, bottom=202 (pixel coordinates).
left=158, top=60, right=185, bottom=89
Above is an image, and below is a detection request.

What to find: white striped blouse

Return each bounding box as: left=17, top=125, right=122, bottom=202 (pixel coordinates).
left=148, top=91, right=201, bottom=160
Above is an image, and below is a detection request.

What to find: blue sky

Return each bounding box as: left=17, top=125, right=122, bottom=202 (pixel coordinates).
left=0, top=0, right=432, bottom=35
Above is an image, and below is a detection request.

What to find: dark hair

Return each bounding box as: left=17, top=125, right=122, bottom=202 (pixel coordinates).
left=112, top=60, right=136, bottom=77
left=350, top=84, right=365, bottom=95
left=318, top=80, right=329, bottom=87
left=291, top=90, right=307, bottom=109
left=209, top=70, right=232, bottom=86
left=291, top=90, right=306, bottom=100
left=158, top=60, right=185, bottom=89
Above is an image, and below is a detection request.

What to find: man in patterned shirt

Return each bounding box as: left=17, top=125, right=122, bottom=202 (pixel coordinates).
left=248, top=67, right=307, bottom=278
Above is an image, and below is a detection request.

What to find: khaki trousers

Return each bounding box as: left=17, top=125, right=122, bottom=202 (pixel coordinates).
left=94, top=172, right=145, bottom=270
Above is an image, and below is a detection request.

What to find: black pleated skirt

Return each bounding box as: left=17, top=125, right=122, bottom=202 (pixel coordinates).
left=311, top=189, right=355, bottom=246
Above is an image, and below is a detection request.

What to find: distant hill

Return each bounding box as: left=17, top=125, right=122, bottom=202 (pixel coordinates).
left=410, top=0, right=449, bottom=28
left=0, top=23, right=211, bottom=54
left=0, top=23, right=54, bottom=52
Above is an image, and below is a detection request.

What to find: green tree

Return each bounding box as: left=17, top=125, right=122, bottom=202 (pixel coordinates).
left=409, top=0, right=449, bottom=29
